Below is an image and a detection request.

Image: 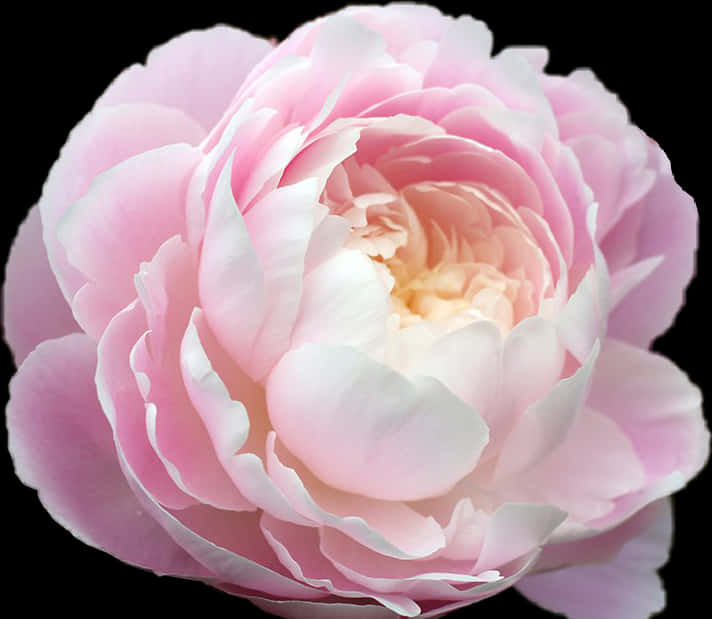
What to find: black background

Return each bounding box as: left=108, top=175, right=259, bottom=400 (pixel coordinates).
left=2, top=2, right=708, bottom=617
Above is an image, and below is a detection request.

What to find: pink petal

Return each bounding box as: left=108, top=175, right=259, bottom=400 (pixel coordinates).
left=506, top=46, right=549, bottom=71
left=243, top=179, right=321, bottom=377
left=288, top=15, right=393, bottom=129
left=319, top=526, right=501, bottom=599
left=500, top=317, right=566, bottom=434
left=260, top=515, right=421, bottom=616
left=96, top=300, right=196, bottom=509
left=362, top=83, right=504, bottom=125
left=494, top=340, right=599, bottom=480
left=517, top=499, right=673, bottom=619
left=556, top=205, right=610, bottom=364
left=7, top=333, right=209, bottom=577
left=423, top=15, right=492, bottom=88
left=291, top=249, right=389, bottom=354
left=267, top=344, right=489, bottom=501
left=96, top=26, right=273, bottom=131
left=281, top=127, right=361, bottom=195
left=472, top=503, right=566, bottom=572
left=343, top=3, right=451, bottom=59
left=39, top=103, right=205, bottom=305
left=180, top=310, right=313, bottom=526
left=130, top=237, right=252, bottom=511
left=587, top=338, right=708, bottom=484
left=408, top=320, right=502, bottom=424
left=119, top=460, right=325, bottom=599
left=3, top=205, right=79, bottom=364
left=504, top=408, right=647, bottom=523
left=608, top=162, right=698, bottom=347
left=608, top=256, right=664, bottom=311
left=180, top=309, right=251, bottom=469
left=57, top=144, right=201, bottom=338
left=266, top=433, right=447, bottom=559
left=198, top=156, right=265, bottom=379
left=249, top=597, right=396, bottom=619
left=247, top=546, right=539, bottom=619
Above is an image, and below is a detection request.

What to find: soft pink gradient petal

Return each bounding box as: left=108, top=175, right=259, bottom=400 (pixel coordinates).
left=97, top=26, right=273, bottom=131
left=494, top=340, right=599, bottom=480
left=267, top=344, right=490, bottom=501
left=6, top=333, right=210, bottom=577
left=117, top=456, right=326, bottom=599
left=291, top=249, right=389, bottom=354
left=96, top=300, right=196, bottom=510
left=130, top=237, right=253, bottom=511
left=227, top=14, right=423, bottom=139
left=3, top=205, right=79, bottom=364
left=344, top=3, right=452, bottom=61
left=501, top=408, right=647, bottom=524
left=260, top=514, right=421, bottom=616
left=242, top=179, right=320, bottom=377
left=471, top=503, right=567, bottom=573
left=266, top=433, right=448, bottom=559
left=408, top=320, right=502, bottom=423
left=556, top=205, right=610, bottom=364
left=199, top=156, right=266, bottom=379
left=501, top=318, right=565, bottom=418
left=167, top=505, right=324, bottom=597
left=246, top=547, right=542, bottom=618
left=607, top=157, right=698, bottom=347
left=57, top=144, right=200, bottom=338
left=319, top=527, right=500, bottom=599
left=517, top=499, right=672, bottom=619
left=250, top=596, right=397, bottom=619
left=39, top=103, right=205, bottom=304
left=587, top=338, right=708, bottom=484
left=544, top=70, right=696, bottom=347
left=179, top=309, right=314, bottom=526
left=422, top=15, right=492, bottom=88
left=257, top=500, right=562, bottom=615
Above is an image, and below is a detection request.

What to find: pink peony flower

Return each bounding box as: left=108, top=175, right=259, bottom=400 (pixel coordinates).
left=4, top=4, right=708, bottom=618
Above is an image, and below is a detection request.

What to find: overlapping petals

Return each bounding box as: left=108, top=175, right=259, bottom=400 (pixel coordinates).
left=5, top=4, right=706, bottom=619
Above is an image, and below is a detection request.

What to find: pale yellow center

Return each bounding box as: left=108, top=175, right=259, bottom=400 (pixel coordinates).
left=333, top=179, right=550, bottom=334
left=385, top=259, right=523, bottom=332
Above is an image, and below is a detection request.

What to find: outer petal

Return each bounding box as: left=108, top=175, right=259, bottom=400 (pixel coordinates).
left=96, top=300, right=196, bottom=510
left=494, top=340, right=599, bottom=481
left=267, top=343, right=490, bottom=501
left=499, top=408, right=646, bottom=524
left=587, top=338, right=708, bottom=485
left=260, top=514, right=421, bottom=616
left=96, top=26, right=273, bottom=131
left=119, top=459, right=326, bottom=599
left=57, top=144, right=201, bottom=338
left=3, top=205, right=79, bottom=364
left=39, top=103, right=206, bottom=304
left=249, top=596, right=396, bottom=619
left=6, top=333, right=209, bottom=577
left=607, top=159, right=698, bottom=347
left=517, top=499, right=673, bottom=619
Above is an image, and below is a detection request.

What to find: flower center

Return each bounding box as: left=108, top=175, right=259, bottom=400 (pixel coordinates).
left=326, top=173, right=551, bottom=333
left=385, top=257, right=523, bottom=332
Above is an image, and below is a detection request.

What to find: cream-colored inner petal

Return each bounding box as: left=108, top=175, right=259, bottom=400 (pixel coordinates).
left=327, top=171, right=551, bottom=334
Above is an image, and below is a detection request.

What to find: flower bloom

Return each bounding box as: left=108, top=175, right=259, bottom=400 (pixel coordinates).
left=4, top=4, right=708, bottom=618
